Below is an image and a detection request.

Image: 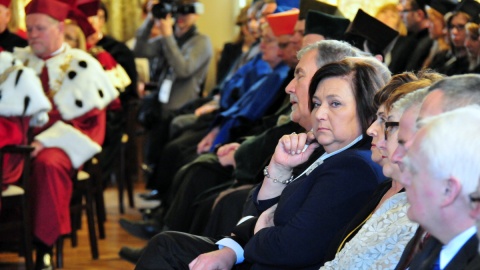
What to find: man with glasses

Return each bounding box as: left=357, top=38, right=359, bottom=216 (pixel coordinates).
left=392, top=74, right=480, bottom=269
left=398, top=0, right=432, bottom=71
left=399, top=105, right=480, bottom=270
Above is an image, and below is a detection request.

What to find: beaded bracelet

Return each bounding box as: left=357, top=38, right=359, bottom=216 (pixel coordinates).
left=263, top=166, right=294, bottom=185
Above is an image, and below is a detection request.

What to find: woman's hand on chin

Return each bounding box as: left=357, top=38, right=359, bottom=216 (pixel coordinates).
left=271, top=131, right=319, bottom=171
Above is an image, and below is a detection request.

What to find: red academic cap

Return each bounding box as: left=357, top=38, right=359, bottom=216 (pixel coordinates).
left=68, top=8, right=96, bottom=37
left=266, top=9, right=299, bottom=36
left=76, top=0, right=100, bottom=17
left=25, top=0, right=72, bottom=21
left=0, top=0, right=11, bottom=7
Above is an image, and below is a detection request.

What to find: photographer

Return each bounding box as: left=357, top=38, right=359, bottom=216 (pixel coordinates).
left=134, top=0, right=213, bottom=178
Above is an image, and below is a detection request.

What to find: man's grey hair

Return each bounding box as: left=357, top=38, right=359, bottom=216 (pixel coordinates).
left=297, top=40, right=362, bottom=68
left=347, top=56, right=392, bottom=86
left=392, top=87, right=429, bottom=116
left=415, top=105, right=480, bottom=197
left=428, top=74, right=480, bottom=111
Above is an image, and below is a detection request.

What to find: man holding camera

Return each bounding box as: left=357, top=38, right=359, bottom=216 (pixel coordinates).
left=134, top=0, right=212, bottom=182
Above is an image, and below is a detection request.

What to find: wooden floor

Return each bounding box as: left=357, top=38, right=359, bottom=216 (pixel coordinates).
left=0, top=183, right=158, bottom=270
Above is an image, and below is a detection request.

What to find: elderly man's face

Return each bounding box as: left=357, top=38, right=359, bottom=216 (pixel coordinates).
left=392, top=105, right=419, bottom=171
left=400, top=130, right=443, bottom=229
left=290, top=19, right=305, bottom=51
left=285, top=49, right=318, bottom=131
left=26, top=14, right=64, bottom=59
left=276, top=34, right=298, bottom=68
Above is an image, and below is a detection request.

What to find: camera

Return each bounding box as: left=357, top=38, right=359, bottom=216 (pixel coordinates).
left=151, top=1, right=204, bottom=19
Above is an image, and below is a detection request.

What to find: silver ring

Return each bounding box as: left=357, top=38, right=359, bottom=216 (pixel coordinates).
left=291, top=132, right=296, bottom=135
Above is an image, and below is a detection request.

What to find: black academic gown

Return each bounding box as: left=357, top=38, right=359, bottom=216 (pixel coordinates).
left=404, top=29, right=433, bottom=72
left=0, top=29, right=27, bottom=52
left=388, top=36, right=417, bottom=74
left=97, top=35, right=138, bottom=103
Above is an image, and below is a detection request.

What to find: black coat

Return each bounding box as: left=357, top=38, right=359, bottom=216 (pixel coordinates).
left=409, top=234, right=480, bottom=270
left=0, top=29, right=27, bottom=52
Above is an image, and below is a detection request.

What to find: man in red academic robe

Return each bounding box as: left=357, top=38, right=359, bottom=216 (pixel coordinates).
left=0, top=51, right=51, bottom=214
left=13, top=0, right=118, bottom=268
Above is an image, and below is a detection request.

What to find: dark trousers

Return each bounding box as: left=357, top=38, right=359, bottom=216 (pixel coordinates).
left=135, top=231, right=218, bottom=270
left=163, top=153, right=233, bottom=232
left=135, top=231, right=252, bottom=270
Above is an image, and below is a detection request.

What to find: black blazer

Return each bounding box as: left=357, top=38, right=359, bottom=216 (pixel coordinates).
left=409, top=234, right=480, bottom=270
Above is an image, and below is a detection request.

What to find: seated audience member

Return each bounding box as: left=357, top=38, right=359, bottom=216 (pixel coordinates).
left=346, top=9, right=414, bottom=75
left=87, top=1, right=137, bottom=103
left=119, top=10, right=297, bottom=243
left=422, top=1, right=455, bottom=68
left=392, top=74, right=480, bottom=269
left=14, top=0, right=119, bottom=267
left=429, top=0, right=480, bottom=75
left=302, top=9, right=350, bottom=45
left=118, top=40, right=367, bottom=265
left=465, top=22, right=480, bottom=72
left=139, top=16, right=290, bottom=207
left=0, top=0, right=27, bottom=52
left=401, top=106, right=480, bottom=270
left=398, top=0, right=432, bottom=72
left=134, top=58, right=386, bottom=270
left=293, top=0, right=343, bottom=47
left=0, top=51, right=51, bottom=194
left=375, top=3, right=407, bottom=36
left=374, top=3, right=416, bottom=74
left=321, top=70, right=443, bottom=269
left=216, top=4, right=257, bottom=85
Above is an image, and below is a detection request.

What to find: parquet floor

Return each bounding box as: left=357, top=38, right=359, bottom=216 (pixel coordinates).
left=0, top=183, right=158, bottom=270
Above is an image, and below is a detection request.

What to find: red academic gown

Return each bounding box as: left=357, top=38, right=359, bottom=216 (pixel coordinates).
left=15, top=45, right=118, bottom=246
left=0, top=117, right=29, bottom=189
left=30, top=104, right=106, bottom=246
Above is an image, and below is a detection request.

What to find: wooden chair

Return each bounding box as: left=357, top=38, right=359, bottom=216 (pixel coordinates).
left=117, top=99, right=139, bottom=214
left=0, top=145, right=34, bottom=269
left=55, top=161, right=100, bottom=268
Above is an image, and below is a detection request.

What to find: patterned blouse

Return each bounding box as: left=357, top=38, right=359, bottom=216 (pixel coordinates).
left=320, top=192, right=418, bottom=270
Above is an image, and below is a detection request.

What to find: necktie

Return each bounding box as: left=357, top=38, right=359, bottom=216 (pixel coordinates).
left=40, top=64, right=49, bottom=94
left=432, top=257, right=440, bottom=270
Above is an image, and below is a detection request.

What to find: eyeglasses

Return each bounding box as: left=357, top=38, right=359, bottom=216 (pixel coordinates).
left=278, top=42, right=290, bottom=49
left=469, top=191, right=480, bottom=208
left=385, top=121, right=399, bottom=140
left=399, top=8, right=418, bottom=13
left=448, top=24, right=466, bottom=31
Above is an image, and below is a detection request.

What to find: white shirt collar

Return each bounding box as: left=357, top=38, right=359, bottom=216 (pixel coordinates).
left=49, top=44, right=66, bottom=58
left=439, top=226, right=477, bottom=269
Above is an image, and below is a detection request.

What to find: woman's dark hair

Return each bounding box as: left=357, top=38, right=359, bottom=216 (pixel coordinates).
left=99, top=2, right=108, bottom=22
left=373, top=71, right=417, bottom=108
left=308, top=58, right=384, bottom=133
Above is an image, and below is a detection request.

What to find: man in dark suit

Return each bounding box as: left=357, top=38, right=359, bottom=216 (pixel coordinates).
left=400, top=105, right=480, bottom=270
left=398, top=0, right=432, bottom=71
left=394, top=75, right=480, bottom=269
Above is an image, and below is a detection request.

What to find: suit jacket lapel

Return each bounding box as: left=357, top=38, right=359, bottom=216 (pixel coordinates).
left=445, top=235, right=480, bottom=270
left=409, top=237, right=442, bottom=270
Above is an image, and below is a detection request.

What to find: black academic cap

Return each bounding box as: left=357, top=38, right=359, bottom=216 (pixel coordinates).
left=305, top=10, right=350, bottom=40
left=455, top=0, right=480, bottom=24
left=299, top=0, right=342, bottom=20
left=425, top=0, right=456, bottom=15
left=346, top=9, right=399, bottom=53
